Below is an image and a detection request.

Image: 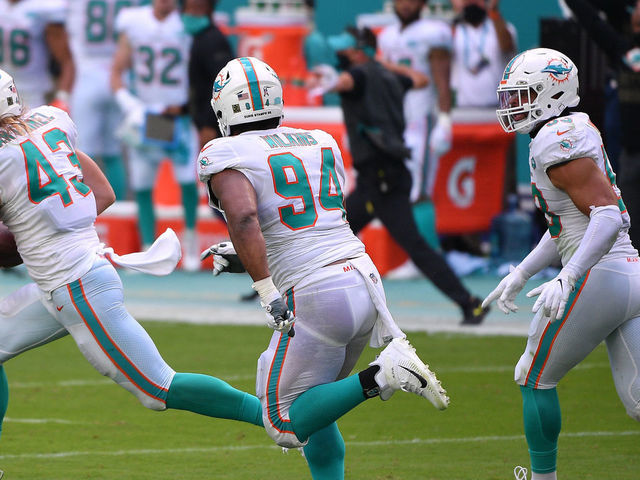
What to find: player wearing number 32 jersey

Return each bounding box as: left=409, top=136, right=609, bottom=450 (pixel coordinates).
left=198, top=57, right=450, bottom=480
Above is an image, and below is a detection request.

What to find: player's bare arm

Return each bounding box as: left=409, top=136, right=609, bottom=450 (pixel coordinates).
left=209, top=169, right=270, bottom=282
left=546, top=157, right=620, bottom=215
left=428, top=47, right=452, bottom=113
left=76, top=150, right=116, bottom=215
left=376, top=58, right=430, bottom=88
left=45, top=23, right=75, bottom=95
left=110, top=33, right=133, bottom=92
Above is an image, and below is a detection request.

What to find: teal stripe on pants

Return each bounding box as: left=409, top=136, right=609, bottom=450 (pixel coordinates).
left=266, top=287, right=295, bottom=434
left=525, top=272, right=589, bottom=388
left=68, top=280, right=168, bottom=403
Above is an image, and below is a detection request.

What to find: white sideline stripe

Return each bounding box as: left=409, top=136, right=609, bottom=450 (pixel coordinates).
left=9, top=363, right=610, bottom=389
left=4, top=417, right=79, bottom=425
left=0, top=430, right=638, bottom=460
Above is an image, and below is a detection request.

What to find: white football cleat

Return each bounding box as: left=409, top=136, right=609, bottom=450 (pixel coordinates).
left=370, top=338, right=449, bottom=410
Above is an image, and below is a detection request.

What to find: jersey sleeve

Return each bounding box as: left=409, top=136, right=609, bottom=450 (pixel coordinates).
left=37, top=0, right=68, bottom=24
left=426, top=20, right=453, bottom=51
left=115, top=7, right=137, bottom=35
left=197, top=139, right=244, bottom=184
left=533, top=117, right=601, bottom=172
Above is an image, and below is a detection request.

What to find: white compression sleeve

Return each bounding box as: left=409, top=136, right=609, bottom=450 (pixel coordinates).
left=517, top=230, right=561, bottom=279
left=561, top=205, right=623, bottom=280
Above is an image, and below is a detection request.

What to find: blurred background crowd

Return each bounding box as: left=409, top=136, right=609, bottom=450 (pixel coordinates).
left=1, top=0, right=639, bottom=278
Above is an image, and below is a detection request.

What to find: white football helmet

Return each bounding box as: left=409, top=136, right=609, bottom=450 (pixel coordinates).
left=210, top=57, right=283, bottom=136
left=0, top=68, right=22, bottom=118
left=496, top=48, right=579, bottom=134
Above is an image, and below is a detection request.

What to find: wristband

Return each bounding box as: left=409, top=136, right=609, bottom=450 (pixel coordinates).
left=252, top=276, right=281, bottom=305
left=54, top=90, right=70, bottom=103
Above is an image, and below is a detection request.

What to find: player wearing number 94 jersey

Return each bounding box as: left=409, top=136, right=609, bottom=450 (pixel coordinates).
left=199, top=57, right=450, bottom=480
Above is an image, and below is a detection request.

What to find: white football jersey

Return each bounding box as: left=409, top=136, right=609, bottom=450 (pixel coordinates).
left=0, top=0, right=68, bottom=105
left=0, top=106, right=100, bottom=292
left=67, top=0, right=147, bottom=71
left=378, top=18, right=452, bottom=121
left=529, top=112, right=637, bottom=265
left=115, top=6, right=191, bottom=111
left=198, top=126, right=365, bottom=292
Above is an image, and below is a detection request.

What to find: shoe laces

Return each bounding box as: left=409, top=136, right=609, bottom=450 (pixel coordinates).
left=513, top=466, right=528, bottom=480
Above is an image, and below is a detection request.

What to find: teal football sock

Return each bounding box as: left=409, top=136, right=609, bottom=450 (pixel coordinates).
left=303, top=423, right=345, bottom=480
left=0, top=366, right=7, bottom=440
left=135, top=189, right=156, bottom=246
left=520, top=385, right=561, bottom=474
left=166, top=373, right=263, bottom=427
left=102, top=154, right=127, bottom=200
left=180, top=183, right=199, bottom=230
left=289, top=374, right=366, bottom=442
left=412, top=200, right=441, bottom=250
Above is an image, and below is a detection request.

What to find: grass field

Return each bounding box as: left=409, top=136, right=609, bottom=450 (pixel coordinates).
left=0, top=322, right=638, bottom=480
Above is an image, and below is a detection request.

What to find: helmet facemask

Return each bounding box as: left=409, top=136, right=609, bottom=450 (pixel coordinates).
left=496, top=83, right=543, bottom=134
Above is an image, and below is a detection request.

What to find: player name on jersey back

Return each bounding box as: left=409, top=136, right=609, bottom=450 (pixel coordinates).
left=260, top=132, right=319, bottom=149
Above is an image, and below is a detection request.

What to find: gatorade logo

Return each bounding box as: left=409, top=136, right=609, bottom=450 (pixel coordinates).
left=447, top=157, right=476, bottom=208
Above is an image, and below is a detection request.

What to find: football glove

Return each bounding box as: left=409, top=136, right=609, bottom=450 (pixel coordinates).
left=526, top=270, right=576, bottom=322
left=200, top=241, right=246, bottom=276
left=429, top=112, right=452, bottom=158
left=482, top=265, right=530, bottom=314
left=262, top=297, right=295, bottom=336
left=307, top=64, right=339, bottom=99
left=253, top=277, right=295, bottom=337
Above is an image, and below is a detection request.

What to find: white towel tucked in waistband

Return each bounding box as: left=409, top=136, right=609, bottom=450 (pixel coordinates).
left=346, top=254, right=405, bottom=348
left=98, top=228, right=182, bottom=276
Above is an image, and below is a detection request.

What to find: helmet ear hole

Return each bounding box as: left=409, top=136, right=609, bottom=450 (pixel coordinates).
left=216, top=110, right=223, bottom=119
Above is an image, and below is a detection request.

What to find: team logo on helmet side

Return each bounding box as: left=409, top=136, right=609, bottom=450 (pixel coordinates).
left=212, top=72, right=231, bottom=101
left=502, top=52, right=524, bottom=81
left=541, top=58, right=572, bottom=83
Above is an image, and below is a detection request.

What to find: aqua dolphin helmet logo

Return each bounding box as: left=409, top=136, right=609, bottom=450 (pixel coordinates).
left=212, top=72, right=231, bottom=101
left=541, top=58, right=572, bottom=83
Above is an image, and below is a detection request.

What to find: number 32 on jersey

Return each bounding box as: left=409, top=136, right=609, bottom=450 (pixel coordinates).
left=268, top=148, right=346, bottom=230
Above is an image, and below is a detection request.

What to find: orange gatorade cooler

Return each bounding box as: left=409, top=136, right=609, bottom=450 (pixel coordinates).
left=235, top=1, right=310, bottom=105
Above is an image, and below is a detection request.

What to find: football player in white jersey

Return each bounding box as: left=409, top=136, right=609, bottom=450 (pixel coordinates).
left=378, top=0, right=453, bottom=206
left=482, top=48, right=640, bottom=480
left=0, top=67, right=277, bottom=462
left=110, top=0, right=200, bottom=270
left=199, top=57, right=449, bottom=480
left=0, top=0, right=74, bottom=110
left=67, top=0, right=148, bottom=200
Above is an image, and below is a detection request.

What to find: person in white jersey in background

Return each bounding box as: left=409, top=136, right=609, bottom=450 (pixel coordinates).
left=482, top=48, right=640, bottom=480
left=451, top=0, right=516, bottom=108
left=199, top=56, right=449, bottom=480
left=377, top=0, right=453, bottom=277
left=67, top=0, right=149, bottom=200
left=0, top=0, right=74, bottom=111
left=0, top=67, right=280, bottom=472
left=110, top=0, right=200, bottom=270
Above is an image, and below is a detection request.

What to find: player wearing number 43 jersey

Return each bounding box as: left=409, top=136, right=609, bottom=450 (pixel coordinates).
left=483, top=48, right=640, bottom=480
left=0, top=67, right=296, bottom=467
left=198, top=56, right=449, bottom=480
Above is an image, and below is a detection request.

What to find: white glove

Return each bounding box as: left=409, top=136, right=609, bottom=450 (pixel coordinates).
left=526, top=270, right=576, bottom=322
left=252, top=277, right=295, bottom=337
left=200, top=241, right=246, bottom=276
left=307, top=64, right=339, bottom=99
left=482, top=265, right=530, bottom=314
left=115, top=88, right=145, bottom=147
left=429, top=112, right=452, bottom=158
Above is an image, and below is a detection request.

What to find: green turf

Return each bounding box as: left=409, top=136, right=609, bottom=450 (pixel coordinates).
left=0, top=323, right=638, bottom=479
